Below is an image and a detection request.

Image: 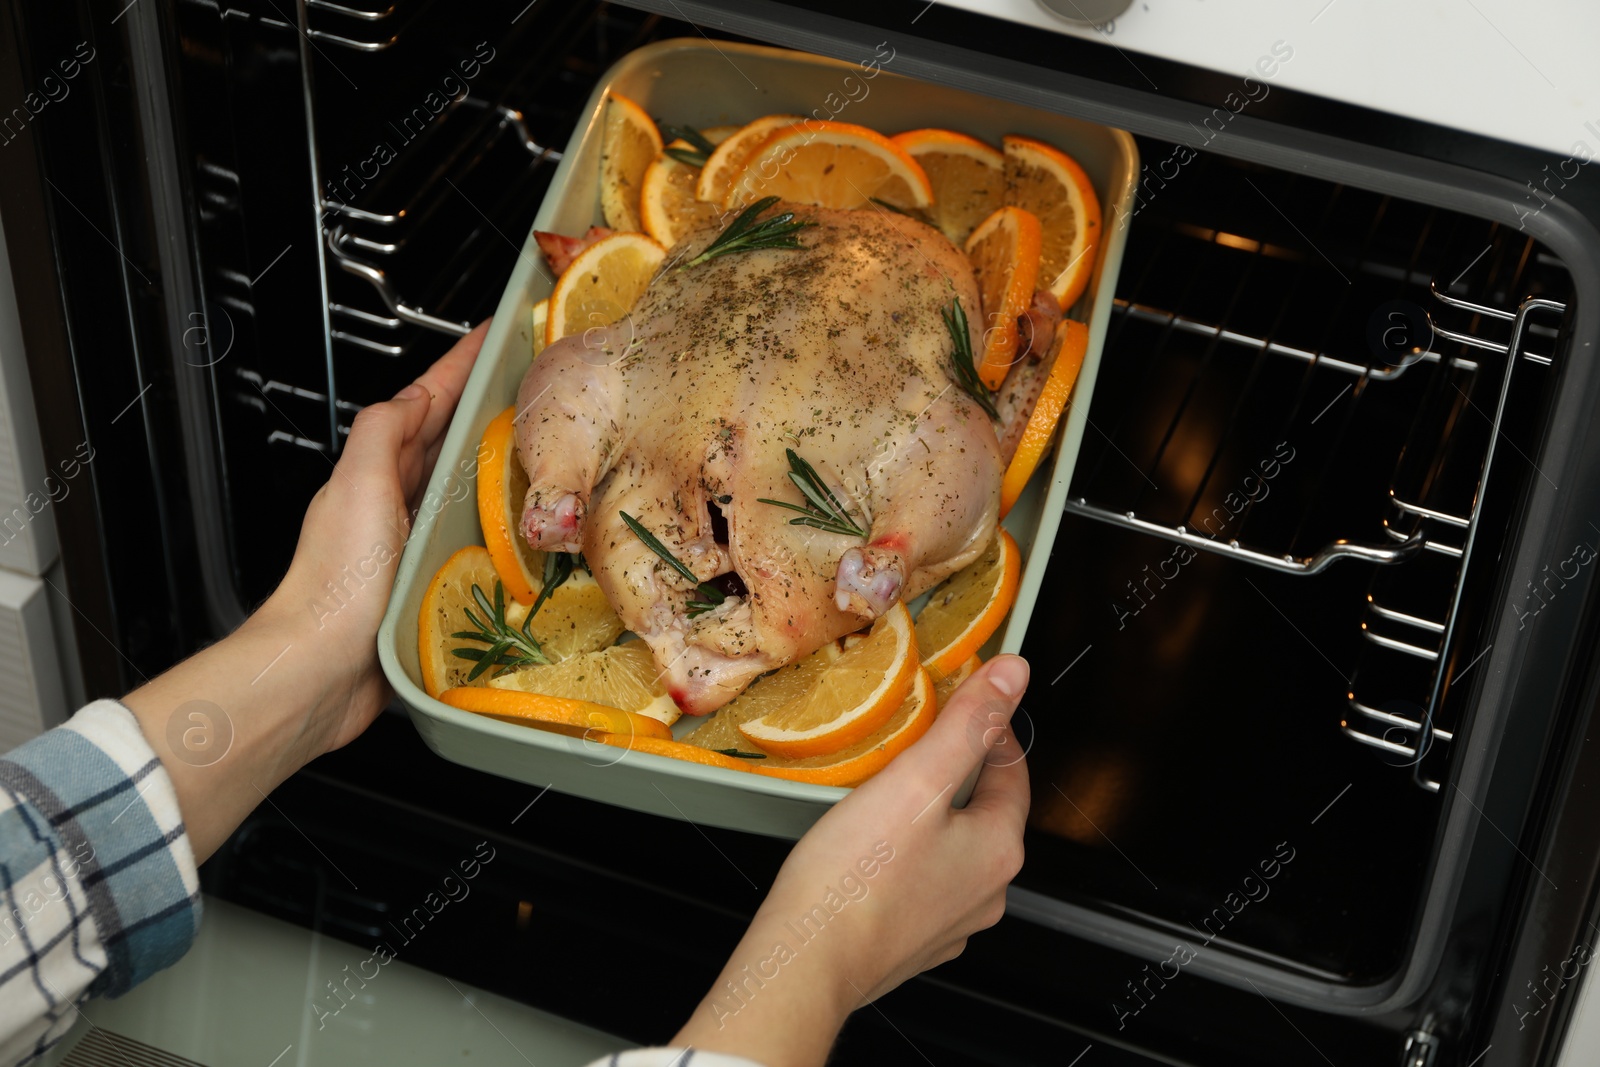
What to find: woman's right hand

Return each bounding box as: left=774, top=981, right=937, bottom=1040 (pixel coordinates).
left=672, top=655, right=1032, bottom=1067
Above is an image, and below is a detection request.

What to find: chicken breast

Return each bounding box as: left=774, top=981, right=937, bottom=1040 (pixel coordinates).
left=515, top=203, right=1003, bottom=714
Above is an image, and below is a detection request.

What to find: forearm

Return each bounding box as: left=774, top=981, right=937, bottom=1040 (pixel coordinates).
left=119, top=597, right=327, bottom=862
left=672, top=910, right=856, bottom=1067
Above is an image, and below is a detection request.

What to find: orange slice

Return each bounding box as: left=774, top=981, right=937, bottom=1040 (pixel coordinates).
left=727, top=120, right=933, bottom=212
left=491, top=641, right=678, bottom=727
left=696, top=114, right=802, bottom=204
left=477, top=406, right=545, bottom=604
left=1000, top=318, right=1089, bottom=515
left=891, top=128, right=1005, bottom=246
left=913, top=529, right=1021, bottom=678
left=749, top=667, right=937, bottom=787
left=738, top=603, right=917, bottom=758
left=417, top=546, right=625, bottom=698
left=641, top=141, right=724, bottom=248
left=545, top=231, right=665, bottom=349
left=681, top=640, right=846, bottom=751
left=438, top=686, right=671, bottom=740
left=932, top=654, right=982, bottom=706
left=964, top=205, right=1043, bottom=390
left=530, top=299, right=549, bottom=359
left=598, top=91, right=662, bottom=232
left=419, top=545, right=498, bottom=698
left=598, top=734, right=759, bottom=772
left=1003, top=135, right=1101, bottom=311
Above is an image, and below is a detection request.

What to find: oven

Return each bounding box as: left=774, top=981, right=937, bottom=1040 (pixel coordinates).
left=2, top=1, right=1597, bottom=1064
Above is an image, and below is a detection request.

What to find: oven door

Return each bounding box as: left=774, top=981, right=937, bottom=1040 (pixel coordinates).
left=5, top=0, right=1600, bottom=1064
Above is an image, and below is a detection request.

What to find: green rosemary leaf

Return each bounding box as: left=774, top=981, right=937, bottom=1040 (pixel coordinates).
left=679, top=196, right=814, bottom=270
left=870, top=197, right=912, bottom=216
left=756, top=448, right=868, bottom=538
left=449, top=579, right=550, bottom=678
left=664, top=146, right=709, bottom=167
left=619, top=511, right=700, bottom=584
left=943, top=297, right=999, bottom=419
left=527, top=552, right=576, bottom=623
left=713, top=748, right=769, bottom=760
left=660, top=123, right=718, bottom=158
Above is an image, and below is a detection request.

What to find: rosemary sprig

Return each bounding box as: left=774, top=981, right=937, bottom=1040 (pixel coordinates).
left=527, top=552, right=576, bottom=621
left=713, top=748, right=768, bottom=760
left=618, top=510, right=728, bottom=617
left=450, top=580, right=551, bottom=681
left=660, top=123, right=718, bottom=167
left=678, top=196, right=814, bottom=271
left=757, top=449, right=869, bottom=538
left=942, top=297, right=999, bottom=419
left=869, top=197, right=912, bottom=217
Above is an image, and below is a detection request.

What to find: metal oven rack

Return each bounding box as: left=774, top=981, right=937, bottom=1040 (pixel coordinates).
left=1063, top=169, right=1569, bottom=793
left=324, top=99, right=561, bottom=339
left=1343, top=289, right=1566, bottom=791
left=305, top=0, right=439, bottom=52
left=257, top=0, right=676, bottom=459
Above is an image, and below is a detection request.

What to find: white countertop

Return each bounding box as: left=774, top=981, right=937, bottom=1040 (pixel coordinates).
left=944, top=0, right=1598, bottom=157
left=43, top=897, right=627, bottom=1067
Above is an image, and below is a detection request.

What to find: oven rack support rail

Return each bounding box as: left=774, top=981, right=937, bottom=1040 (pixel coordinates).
left=1061, top=286, right=1560, bottom=575
left=1343, top=288, right=1565, bottom=792
left=321, top=104, right=561, bottom=345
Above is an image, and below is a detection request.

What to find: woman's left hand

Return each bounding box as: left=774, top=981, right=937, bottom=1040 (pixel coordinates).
left=263, top=320, right=487, bottom=757
left=123, top=321, right=486, bottom=860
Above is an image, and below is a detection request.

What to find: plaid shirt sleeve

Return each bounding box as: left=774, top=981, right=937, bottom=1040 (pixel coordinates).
left=0, top=699, right=201, bottom=1066
left=583, top=1052, right=766, bottom=1067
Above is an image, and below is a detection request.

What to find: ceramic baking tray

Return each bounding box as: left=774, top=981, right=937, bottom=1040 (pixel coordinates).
left=378, top=39, right=1138, bottom=838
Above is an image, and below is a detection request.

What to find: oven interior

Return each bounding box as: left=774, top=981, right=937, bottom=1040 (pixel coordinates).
left=167, top=0, right=1581, bottom=1058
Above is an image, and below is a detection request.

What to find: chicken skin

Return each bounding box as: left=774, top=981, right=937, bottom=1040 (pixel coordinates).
left=515, top=203, right=1002, bottom=714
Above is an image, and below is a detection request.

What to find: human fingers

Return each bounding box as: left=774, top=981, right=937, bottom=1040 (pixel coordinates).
left=880, top=655, right=1030, bottom=810
left=963, top=717, right=1030, bottom=838
left=336, top=385, right=433, bottom=489
left=411, top=320, right=488, bottom=449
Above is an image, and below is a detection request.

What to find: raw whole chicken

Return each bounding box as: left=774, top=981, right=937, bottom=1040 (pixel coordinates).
left=515, top=203, right=1042, bottom=715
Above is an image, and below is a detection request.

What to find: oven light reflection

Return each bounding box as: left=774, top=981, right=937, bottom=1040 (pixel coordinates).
left=1032, top=754, right=1136, bottom=845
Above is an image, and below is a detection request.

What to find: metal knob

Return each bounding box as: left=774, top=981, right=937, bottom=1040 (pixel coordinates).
left=1035, top=0, right=1133, bottom=25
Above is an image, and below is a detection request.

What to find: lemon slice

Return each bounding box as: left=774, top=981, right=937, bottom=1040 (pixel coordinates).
left=545, top=231, right=665, bottom=349
left=491, top=642, right=679, bottom=727
left=738, top=603, right=918, bottom=758
left=599, top=91, right=662, bottom=232
left=914, top=529, right=1021, bottom=678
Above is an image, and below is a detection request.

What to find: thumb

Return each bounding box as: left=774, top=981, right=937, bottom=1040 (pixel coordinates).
left=883, top=655, right=1029, bottom=802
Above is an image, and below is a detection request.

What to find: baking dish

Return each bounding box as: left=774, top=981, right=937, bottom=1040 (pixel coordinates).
left=377, top=37, right=1137, bottom=838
